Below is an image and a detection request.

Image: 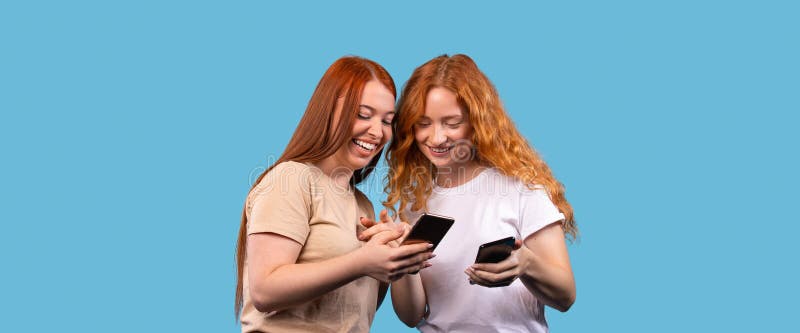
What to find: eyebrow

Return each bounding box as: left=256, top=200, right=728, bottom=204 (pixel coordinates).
left=419, top=115, right=462, bottom=121
left=359, top=104, right=395, bottom=114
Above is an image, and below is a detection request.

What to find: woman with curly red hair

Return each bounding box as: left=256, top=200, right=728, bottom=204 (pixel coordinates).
left=380, top=54, right=577, bottom=332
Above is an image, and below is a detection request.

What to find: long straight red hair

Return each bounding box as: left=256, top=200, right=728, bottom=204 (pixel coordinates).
left=384, top=54, right=577, bottom=239
left=235, top=56, right=396, bottom=319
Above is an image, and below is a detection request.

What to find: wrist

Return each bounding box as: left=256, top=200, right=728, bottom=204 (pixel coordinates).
left=348, top=246, right=371, bottom=277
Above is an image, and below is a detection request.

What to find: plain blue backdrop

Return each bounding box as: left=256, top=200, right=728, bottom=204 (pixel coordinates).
left=2, top=1, right=798, bottom=332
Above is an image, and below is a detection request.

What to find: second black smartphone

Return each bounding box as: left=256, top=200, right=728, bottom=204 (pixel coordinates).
left=400, top=213, right=455, bottom=251
left=474, top=236, right=516, bottom=263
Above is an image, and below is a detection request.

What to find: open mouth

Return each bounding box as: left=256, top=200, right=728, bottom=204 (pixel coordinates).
left=352, top=139, right=378, bottom=152
left=427, top=145, right=452, bottom=156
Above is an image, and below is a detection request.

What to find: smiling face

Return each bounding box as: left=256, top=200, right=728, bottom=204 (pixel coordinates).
left=327, top=79, right=396, bottom=172
left=414, top=87, right=475, bottom=170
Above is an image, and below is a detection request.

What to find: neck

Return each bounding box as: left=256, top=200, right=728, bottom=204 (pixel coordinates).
left=434, top=161, right=486, bottom=188
left=314, top=158, right=354, bottom=190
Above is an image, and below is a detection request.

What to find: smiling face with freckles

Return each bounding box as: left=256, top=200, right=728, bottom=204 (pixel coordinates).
left=326, top=79, right=396, bottom=174
left=414, top=87, right=475, bottom=171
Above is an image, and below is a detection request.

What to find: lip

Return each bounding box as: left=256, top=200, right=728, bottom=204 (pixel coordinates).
left=426, top=144, right=452, bottom=158
left=351, top=138, right=382, bottom=157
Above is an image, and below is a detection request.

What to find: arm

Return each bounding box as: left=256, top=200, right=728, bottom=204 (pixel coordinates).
left=390, top=272, right=428, bottom=327
left=466, top=223, right=576, bottom=312
left=517, top=223, right=576, bottom=312
left=376, top=282, right=389, bottom=310
left=247, top=230, right=433, bottom=313
left=361, top=210, right=429, bottom=327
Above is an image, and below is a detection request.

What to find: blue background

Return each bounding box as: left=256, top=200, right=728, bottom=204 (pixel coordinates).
left=2, top=1, right=798, bottom=331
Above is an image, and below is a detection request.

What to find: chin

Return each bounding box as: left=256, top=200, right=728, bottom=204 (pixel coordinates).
left=348, top=156, right=375, bottom=170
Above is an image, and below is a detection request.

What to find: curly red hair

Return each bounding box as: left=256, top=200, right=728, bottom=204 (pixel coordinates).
left=383, top=54, right=577, bottom=240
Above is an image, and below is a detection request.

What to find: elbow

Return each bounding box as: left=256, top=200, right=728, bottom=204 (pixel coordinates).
left=553, top=290, right=576, bottom=313
left=251, top=295, right=277, bottom=313
left=400, top=316, right=422, bottom=328
left=395, top=308, right=424, bottom=328
left=250, top=288, right=285, bottom=314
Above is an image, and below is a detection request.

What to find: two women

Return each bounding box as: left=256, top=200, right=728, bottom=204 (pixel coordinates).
left=236, top=54, right=577, bottom=332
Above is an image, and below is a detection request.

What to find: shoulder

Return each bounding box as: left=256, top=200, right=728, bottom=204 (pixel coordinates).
left=269, top=161, right=314, bottom=178
left=248, top=161, right=314, bottom=204
left=261, top=161, right=320, bottom=187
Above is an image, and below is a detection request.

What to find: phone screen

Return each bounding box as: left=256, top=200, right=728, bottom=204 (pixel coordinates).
left=474, top=236, right=516, bottom=263
left=400, top=213, right=454, bottom=250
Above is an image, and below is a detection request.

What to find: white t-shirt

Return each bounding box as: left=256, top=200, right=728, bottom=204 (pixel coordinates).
left=402, top=168, right=565, bottom=333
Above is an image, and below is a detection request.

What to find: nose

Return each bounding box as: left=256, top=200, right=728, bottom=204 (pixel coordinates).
left=430, top=124, right=447, bottom=146
left=367, top=118, right=383, bottom=140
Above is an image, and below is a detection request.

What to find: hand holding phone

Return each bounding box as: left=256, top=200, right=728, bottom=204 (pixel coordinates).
left=400, top=213, right=455, bottom=250
left=471, top=236, right=516, bottom=287
left=400, top=213, right=454, bottom=274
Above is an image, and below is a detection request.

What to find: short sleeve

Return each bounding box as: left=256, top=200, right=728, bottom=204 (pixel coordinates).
left=519, top=187, right=566, bottom=239
left=246, top=161, right=312, bottom=245
left=353, top=190, right=375, bottom=221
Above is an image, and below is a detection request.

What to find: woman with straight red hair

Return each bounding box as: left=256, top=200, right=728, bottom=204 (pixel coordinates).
left=234, top=56, right=434, bottom=332
left=367, top=54, right=577, bottom=332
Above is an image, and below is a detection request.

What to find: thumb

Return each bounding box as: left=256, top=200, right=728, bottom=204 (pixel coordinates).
left=513, top=239, right=522, bottom=250
left=360, top=216, right=377, bottom=228
left=380, top=209, right=392, bottom=224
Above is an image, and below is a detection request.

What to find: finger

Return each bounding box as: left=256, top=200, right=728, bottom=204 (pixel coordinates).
left=360, top=216, right=378, bottom=228
left=466, top=269, right=512, bottom=287
left=513, top=238, right=522, bottom=250
left=470, top=266, right=518, bottom=284
left=359, top=223, right=396, bottom=241
left=395, top=251, right=435, bottom=270
left=399, top=223, right=411, bottom=242
left=380, top=209, right=393, bottom=224
left=393, top=260, right=432, bottom=277
left=393, top=243, right=434, bottom=259
left=471, top=260, right=516, bottom=274
left=464, top=268, right=490, bottom=286
left=369, top=229, right=404, bottom=245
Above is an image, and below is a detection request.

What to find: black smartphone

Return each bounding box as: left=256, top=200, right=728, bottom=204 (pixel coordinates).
left=474, top=236, right=516, bottom=264
left=400, top=213, right=455, bottom=251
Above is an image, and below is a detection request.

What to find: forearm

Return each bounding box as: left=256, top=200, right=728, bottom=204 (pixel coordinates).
left=251, top=249, right=365, bottom=312
left=390, top=274, right=427, bottom=327
left=376, top=282, right=389, bottom=310
left=519, top=248, right=576, bottom=312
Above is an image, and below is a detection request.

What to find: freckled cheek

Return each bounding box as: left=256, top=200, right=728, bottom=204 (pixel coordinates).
left=414, top=128, right=428, bottom=144
left=382, top=127, right=393, bottom=143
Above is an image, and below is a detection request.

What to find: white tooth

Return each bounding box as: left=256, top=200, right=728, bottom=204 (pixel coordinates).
left=355, top=140, right=376, bottom=150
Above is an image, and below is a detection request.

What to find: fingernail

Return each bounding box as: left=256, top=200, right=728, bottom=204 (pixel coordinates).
left=430, top=253, right=437, bottom=259
left=427, top=243, right=434, bottom=248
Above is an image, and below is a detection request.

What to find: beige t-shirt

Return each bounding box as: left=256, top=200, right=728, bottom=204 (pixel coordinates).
left=241, top=161, right=379, bottom=333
